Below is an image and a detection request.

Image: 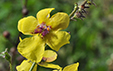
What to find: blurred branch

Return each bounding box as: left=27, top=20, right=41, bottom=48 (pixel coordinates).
left=21, top=0, right=29, bottom=17
left=16, top=0, right=29, bottom=47
left=24, top=0, right=28, bottom=7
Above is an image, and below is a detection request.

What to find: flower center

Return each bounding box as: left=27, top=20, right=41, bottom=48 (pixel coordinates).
left=32, top=22, right=52, bottom=37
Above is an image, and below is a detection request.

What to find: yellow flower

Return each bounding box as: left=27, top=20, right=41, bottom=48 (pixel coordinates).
left=16, top=50, right=59, bottom=71
left=16, top=60, right=37, bottom=71
left=39, top=50, right=79, bottom=71
left=16, top=50, right=79, bottom=71
left=39, top=50, right=62, bottom=70
left=17, top=8, right=70, bottom=63
left=53, top=62, right=79, bottom=71
left=62, top=62, right=79, bottom=71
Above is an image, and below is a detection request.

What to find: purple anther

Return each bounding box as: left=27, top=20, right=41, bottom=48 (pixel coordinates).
left=34, top=28, right=42, bottom=34
left=42, top=29, right=49, bottom=36
left=40, top=26, right=44, bottom=29
left=42, top=57, right=47, bottom=61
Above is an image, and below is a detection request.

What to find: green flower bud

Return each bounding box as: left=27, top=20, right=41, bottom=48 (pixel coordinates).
left=0, top=48, right=11, bottom=63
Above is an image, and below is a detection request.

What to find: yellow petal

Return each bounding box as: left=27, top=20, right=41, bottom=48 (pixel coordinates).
left=19, top=37, right=22, bottom=42
left=63, top=62, right=79, bottom=71
left=18, top=16, right=38, bottom=35
left=47, top=12, right=70, bottom=30
left=16, top=60, right=37, bottom=71
left=39, top=63, right=62, bottom=70
left=53, top=70, right=62, bottom=71
left=46, top=31, right=71, bottom=51
left=36, top=8, right=55, bottom=24
left=53, top=70, right=58, bottom=71
left=43, top=50, right=57, bottom=62
left=17, top=35, right=45, bottom=63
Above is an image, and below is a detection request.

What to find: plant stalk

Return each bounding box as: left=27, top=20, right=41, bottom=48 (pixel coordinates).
left=69, top=4, right=78, bottom=18
left=10, top=63, right=13, bottom=71
left=29, top=62, right=36, bottom=71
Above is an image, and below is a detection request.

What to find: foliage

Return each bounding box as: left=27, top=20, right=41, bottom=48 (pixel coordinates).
left=0, top=0, right=113, bottom=71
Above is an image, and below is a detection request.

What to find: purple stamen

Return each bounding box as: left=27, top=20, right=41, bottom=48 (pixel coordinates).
left=34, top=28, right=42, bottom=33
left=33, top=22, right=52, bottom=37
left=42, top=29, right=49, bottom=36
left=40, top=26, right=44, bottom=29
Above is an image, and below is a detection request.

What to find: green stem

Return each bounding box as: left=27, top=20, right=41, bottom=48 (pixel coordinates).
left=69, top=4, right=78, bottom=18
left=29, top=62, right=36, bottom=71
left=69, top=8, right=76, bottom=18
left=10, top=63, right=13, bottom=71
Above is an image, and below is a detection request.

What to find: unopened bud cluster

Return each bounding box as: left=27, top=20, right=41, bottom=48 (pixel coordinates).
left=71, top=0, right=96, bottom=20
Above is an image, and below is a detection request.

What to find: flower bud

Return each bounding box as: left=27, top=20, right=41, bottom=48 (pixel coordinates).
left=10, top=47, right=16, bottom=54
left=74, top=11, right=85, bottom=20
left=87, top=0, right=96, bottom=7
left=3, top=31, right=10, bottom=39
left=0, top=48, right=11, bottom=63
left=22, top=6, right=29, bottom=16
left=74, top=3, right=78, bottom=9
left=75, top=12, right=81, bottom=18
left=87, top=1, right=92, bottom=5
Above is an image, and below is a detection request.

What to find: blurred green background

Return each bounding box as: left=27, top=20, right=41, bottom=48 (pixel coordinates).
left=0, top=0, right=113, bottom=71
